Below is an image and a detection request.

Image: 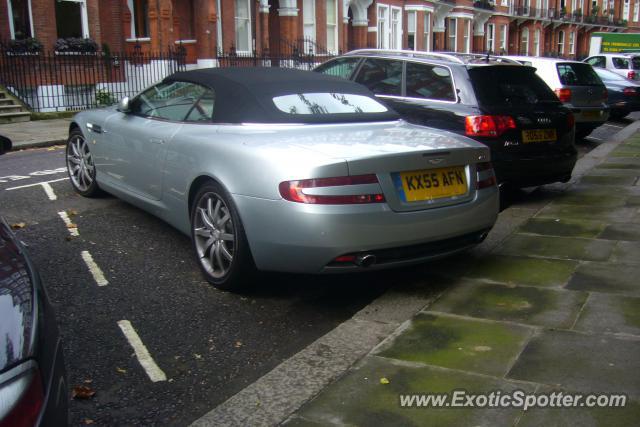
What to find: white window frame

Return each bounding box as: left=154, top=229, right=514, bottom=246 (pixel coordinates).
left=521, top=27, right=529, bottom=55
left=234, top=0, right=252, bottom=53
left=390, top=6, right=402, bottom=50
left=448, top=18, right=457, bottom=52
left=326, top=0, right=338, bottom=54
left=624, top=0, right=631, bottom=20
left=486, top=23, right=495, bottom=52
left=502, top=0, right=508, bottom=6
left=303, top=0, right=316, bottom=43
left=558, top=30, right=565, bottom=54
left=6, top=0, right=34, bottom=40
left=464, top=19, right=471, bottom=53
left=423, top=13, right=431, bottom=52
left=635, top=0, right=640, bottom=21
left=572, top=0, right=578, bottom=13
left=217, top=0, right=223, bottom=51
left=569, top=31, right=575, bottom=54
left=407, top=10, right=417, bottom=51
left=377, top=4, right=389, bottom=49
left=534, top=28, right=540, bottom=56
left=603, top=0, right=609, bottom=14
left=500, top=24, right=508, bottom=52
left=56, top=0, right=90, bottom=38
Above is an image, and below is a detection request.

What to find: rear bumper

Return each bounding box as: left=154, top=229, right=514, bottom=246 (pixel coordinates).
left=493, top=147, right=577, bottom=187
left=568, top=105, right=609, bottom=124
left=233, top=188, right=499, bottom=274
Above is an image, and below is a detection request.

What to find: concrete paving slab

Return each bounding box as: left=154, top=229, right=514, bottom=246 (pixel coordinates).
left=537, top=204, right=637, bottom=223
left=0, top=118, right=71, bottom=150
left=574, top=294, right=640, bottom=336
left=596, top=161, right=640, bottom=170
left=497, top=234, right=615, bottom=262
left=611, top=241, right=640, bottom=265
left=579, top=175, right=638, bottom=186
left=463, top=255, right=577, bottom=288
left=567, top=262, right=640, bottom=295
left=430, top=282, right=587, bottom=329
left=545, top=188, right=628, bottom=208
left=507, top=330, right=640, bottom=398
left=519, top=218, right=606, bottom=239
left=599, top=223, right=640, bottom=241
left=375, top=313, right=532, bottom=377
left=285, top=357, right=534, bottom=427
left=516, top=398, right=640, bottom=427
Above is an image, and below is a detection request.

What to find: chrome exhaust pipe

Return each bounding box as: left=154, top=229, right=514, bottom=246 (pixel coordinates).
left=356, top=254, right=377, bottom=267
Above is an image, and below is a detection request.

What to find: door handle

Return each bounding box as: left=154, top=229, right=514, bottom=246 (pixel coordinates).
left=149, top=137, right=165, bottom=145
left=87, top=123, right=102, bottom=134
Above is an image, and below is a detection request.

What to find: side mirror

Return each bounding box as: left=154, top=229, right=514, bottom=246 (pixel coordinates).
left=118, top=96, right=131, bottom=113
left=0, top=135, right=12, bottom=155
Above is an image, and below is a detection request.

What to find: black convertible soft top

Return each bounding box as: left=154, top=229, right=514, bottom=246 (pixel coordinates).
left=163, top=67, right=400, bottom=124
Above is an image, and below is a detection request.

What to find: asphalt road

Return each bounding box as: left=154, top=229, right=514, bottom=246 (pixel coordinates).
left=0, top=117, right=630, bottom=425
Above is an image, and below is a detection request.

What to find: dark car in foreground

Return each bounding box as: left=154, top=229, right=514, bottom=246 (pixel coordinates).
left=593, top=67, right=640, bottom=120
left=315, top=50, right=577, bottom=189
left=0, top=138, right=68, bottom=427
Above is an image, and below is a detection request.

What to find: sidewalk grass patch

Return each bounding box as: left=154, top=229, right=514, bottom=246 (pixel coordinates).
left=519, top=218, right=606, bottom=239
left=600, top=223, right=640, bottom=241
left=579, top=175, right=638, bottom=186
left=596, top=162, right=640, bottom=170
left=376, top=313, right=531, bottom=377
left=498, top=234, right=615, bottom=262
left=567, top=262, right=640, bottom=295
left=463, top=255, right=576, bottom=288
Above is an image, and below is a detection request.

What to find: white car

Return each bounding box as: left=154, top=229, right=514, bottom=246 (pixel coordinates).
left=584, top=53, right=640, bottom=81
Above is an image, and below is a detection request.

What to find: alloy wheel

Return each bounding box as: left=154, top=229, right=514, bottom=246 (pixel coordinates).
left=193, top=193, right=236, bottom=279
left=67, top=134, right=95, bottom=192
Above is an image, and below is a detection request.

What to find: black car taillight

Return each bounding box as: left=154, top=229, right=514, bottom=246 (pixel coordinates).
left=476, top=162, right=497, bottom=190
left=623, top=87, right=639, bottom=96
left=0, top=364, right=44, bottom=427
left=279, top=174, right=385, bottom=204
left=465, top=115, right=516, bottom=138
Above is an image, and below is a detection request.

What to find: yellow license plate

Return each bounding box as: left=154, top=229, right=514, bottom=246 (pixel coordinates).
left=522, top=129, right=557, bottom=143
left=397, top=166, right=467, bottom=202
left=582, top=110, right=601, bottom=119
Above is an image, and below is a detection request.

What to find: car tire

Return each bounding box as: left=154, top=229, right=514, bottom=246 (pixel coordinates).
left=190, top=181, right=256, bottom=291
left=66, top=128, right=101, bottom=197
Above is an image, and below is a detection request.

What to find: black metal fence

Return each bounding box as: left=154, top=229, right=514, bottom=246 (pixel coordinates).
left=0, top=44, right=186, bottom=112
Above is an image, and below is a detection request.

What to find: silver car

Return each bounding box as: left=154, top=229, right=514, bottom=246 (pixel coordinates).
left=584, top=53, right=640, bottom=81
left=66, top=68, right=499, bottom=290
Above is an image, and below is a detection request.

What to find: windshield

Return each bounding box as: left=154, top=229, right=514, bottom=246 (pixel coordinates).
left=469, top=66, right=560, bottom=106
left=594, top=68, right=627, bottom=82
left=556, top=63, right=602, bottom=86
left=632, top=57, right=640, bottom=70
left=272, top=93, right=388, bottom=115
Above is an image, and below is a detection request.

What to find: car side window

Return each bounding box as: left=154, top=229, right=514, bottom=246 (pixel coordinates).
left=315, top=57, right=361, bottom=79
left=354, top=58, right=403, bottom=96
left=185, top=89, right=216, bottom=122
left=612, top=57, right=630, bottom=69
left=586, top=56, right=605, bottom=68
left=405, top=62, right=456, bottom=102
left=130, top=81, right=207, bottom=121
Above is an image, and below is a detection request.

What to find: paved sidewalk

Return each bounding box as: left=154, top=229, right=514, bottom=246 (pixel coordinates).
left=284, top=134, right=640, bottom=425
left=0, top=118, right=71, bottom=150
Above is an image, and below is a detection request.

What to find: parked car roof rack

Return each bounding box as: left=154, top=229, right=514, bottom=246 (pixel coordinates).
left=345, top=49, right=466, bottom=64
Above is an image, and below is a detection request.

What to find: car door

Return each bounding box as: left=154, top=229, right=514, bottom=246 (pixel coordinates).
left=102, top=81, right=208, bottom=200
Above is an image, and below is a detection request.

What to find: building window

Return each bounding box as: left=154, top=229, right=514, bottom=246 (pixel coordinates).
left=303, top=0, right=316, bottom=45
left=487, top=23, right=495, bottom=52
left=557, top=30, right=565, bottom=55
left=520, top=27, right=529, bottom=55
left=234, top=0, right=251, bottom=52
left=624, top=0, right=631, bottom=20
left=447, top=18, right=457, bottom=52
left=569, top=31, right=575, bottom=54
left=534, top=28, right=540, bottom=56
left=407, top=11, right=416, bottom=50
left=7, top=0, right=33, bottom=40
left=603, top=0, right=609, bottom=14
left=423, top=13, right=431, bottom=52
left=326, top=0, right=338, bottom=53
left=635, top=0, right=640, bottom=21
left=502, top=0, right=508, bottom=6
left=571, top=0, right=578, bottom=13
left=127, top=0, right=149, bottom=39
left=500, top=24, right=508, bottom=53
left=390, top=6, right=402, bottom=49
left=463, top=20, right=471, bottom=53
left=55, top=0, right=90, bottom=39
left=377, top=5, right=388, bottom=49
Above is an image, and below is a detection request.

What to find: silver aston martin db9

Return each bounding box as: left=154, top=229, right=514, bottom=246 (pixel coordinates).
left=66, top=68, right=499, bottom=290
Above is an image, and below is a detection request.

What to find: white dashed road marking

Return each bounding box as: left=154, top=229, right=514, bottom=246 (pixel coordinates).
left=5, top=177, right=69, bottom=191
left=58, top=211, right=79, bottom=236
left=42, top=183, right=58, bottom=201
left=117, top=320, right=167, bottom=383
left=81, top=250, right=109, bottom=286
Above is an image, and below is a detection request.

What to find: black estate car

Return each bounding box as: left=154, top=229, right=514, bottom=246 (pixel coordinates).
left=315, top=50, right=578, bottom=189
left=0, top=138, right=68, bottom=427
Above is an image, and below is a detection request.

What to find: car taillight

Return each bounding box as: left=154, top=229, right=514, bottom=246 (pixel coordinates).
left=623, top=87, right=638, bottom=96
left=476, top=162, right=497, bottom=190
left=567, top=112, right=575, bottom=130
left=0, top=365, right=44, bottom=427
left=279, top=174, right=385, bottom=204
left=628, top=70, right=636, bottom=80
left=465, top=115, right=516, bottom=138
left=554, top=88, right=572, bottom=103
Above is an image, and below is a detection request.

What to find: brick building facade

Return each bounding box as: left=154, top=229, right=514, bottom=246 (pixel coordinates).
left=1, top=0, right=640, bottom=62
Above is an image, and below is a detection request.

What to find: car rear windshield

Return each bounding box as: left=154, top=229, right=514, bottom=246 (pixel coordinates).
left=556, top=63, right=602, bottom=86
left=272, top=93, right=388, bottom=115
left=469, top=66, right=559, bottom=107
left=632, top=57, right=640, bottom=70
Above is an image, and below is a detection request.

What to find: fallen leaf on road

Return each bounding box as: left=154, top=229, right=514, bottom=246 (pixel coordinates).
left=66, top=209, right=78, bottom=216
left=65, top=236, right=74, bottom=241
left=83, top=419, right=95, bottom=425
left=234, top=341, right=243, bottom=348
left=10, top=222, right=26, bottom=230
left=83, top=379, right=93, bottom=384
left=116, top=367, right=127, bottom=374
left=72, top=385, right=96, bottom=399
left=67, top=223, right=78, bottom=229
left=194, top=353, right=202, bottom=360
left=380, top=377, right=390, bottom=385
